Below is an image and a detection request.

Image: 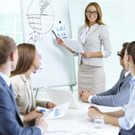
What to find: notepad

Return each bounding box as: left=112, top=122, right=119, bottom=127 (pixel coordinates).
left=62, top=39, right=84, bottom=53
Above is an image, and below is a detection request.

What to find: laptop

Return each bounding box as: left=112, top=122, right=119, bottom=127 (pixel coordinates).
left=46, top=88, right=89, bottom=109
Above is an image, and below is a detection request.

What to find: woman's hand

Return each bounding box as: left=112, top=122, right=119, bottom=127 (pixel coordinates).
left=56, top=37, right=75, bottom=53
left=46, top=101, right=56, bottom=109
left=81, top=52, right=91, bottom=58
left=24, top=110, right=44, bottom=122
left=56, top=37, right=67, bottom=47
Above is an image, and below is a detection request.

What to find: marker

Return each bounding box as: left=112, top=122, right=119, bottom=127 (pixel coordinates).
left=39, top=109, right=46, bottom=113
left=52, top=30, right=57, bottom=38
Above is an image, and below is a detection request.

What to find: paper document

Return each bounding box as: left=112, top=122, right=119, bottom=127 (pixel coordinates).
left=36, top=102, right=70, bottom=119
left=91, top=104, right=122, bottom=113
left=46, top=123, right=97, bottom=135
left=62, top=39, right=84, bottom=53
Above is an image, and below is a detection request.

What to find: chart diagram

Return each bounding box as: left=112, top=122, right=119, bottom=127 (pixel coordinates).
left=26, top=0, right=54, bottom=43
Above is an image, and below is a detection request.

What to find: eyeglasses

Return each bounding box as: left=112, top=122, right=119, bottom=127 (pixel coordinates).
left=117, top=51, right=123, bottom=58
left=86, top=11, right=98, bottom=15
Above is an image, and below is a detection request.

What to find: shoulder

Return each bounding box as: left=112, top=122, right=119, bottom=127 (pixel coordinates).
left=78, top=25, right=86, bottom=30
left=98, top=24, right=109, bottom=38
left=11, top=75, right=22, bottom=83
left=99, top=24, right=108, bottom=30
left=10, top=74, right=25, bottom=88
left=121, top=69, right=125, bottom=75
left=11, top=74, right=21, bottom=80
left=78, top=25, right=86, bottom=33
left=10, top=74, right=27, bottom=96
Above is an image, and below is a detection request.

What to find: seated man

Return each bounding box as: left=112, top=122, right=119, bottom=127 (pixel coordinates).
left=79, top=42, right=131, bottom=107
left=0, top=35, right=48, bottom=135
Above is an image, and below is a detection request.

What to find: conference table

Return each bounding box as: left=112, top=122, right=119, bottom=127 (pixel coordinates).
left=43, top=103, right=122, bottom=135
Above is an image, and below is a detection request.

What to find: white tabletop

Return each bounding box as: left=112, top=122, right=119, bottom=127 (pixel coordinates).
left=44, top=103, right=121, bottom=135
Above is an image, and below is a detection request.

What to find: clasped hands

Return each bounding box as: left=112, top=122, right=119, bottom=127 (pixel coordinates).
left=79, top=89, right=93, bottom=103
left=79, top=90, right=103, bottom=118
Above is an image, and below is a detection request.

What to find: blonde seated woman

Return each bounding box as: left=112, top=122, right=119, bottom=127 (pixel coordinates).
left=11, top=43, right=56, bottom=127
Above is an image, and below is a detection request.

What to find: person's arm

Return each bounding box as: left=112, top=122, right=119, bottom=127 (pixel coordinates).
left=103, top=114, right=120, bottom=127
left=99, top=25, right=112, bottom=58
left=91, top=80, right=130, bottom=107
left=80, top=51, right=103, bottom=59
left=0, top=87, right=43, bottom=135
left=96, top=80, right=119, bottom=96
left=80, top=72, right=121, bottom=103
left=19, top=110, right=44, bottom=123
left=56, top=37, right=75, bottom=54
left=88, top=107, right=124, bottom=127
left=36, top=100, right=56, bottom=109
left=118, top=88, right=135, bottom=130
left=105, top=110, right=125, bottom=118
left=36, top=100, right=48, bottom=108
left=23, top=110, right=44, bottom=122
left=96, top=70, right=124, bottom=96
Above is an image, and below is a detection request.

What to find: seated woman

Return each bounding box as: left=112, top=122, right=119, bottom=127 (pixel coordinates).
left=11, top=43, right=56, bottom=127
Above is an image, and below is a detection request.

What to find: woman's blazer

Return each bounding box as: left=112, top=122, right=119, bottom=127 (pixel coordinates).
left=78, top=23, right=111, bottom=66
left=11, top=74, right=48, bottom=127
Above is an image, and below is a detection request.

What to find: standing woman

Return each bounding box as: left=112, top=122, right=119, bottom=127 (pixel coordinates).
left=56, top=2, right=111, bottom=95
left=11, top=43, right=56, bottom=127
left=88, top=41, right=135, bottom=135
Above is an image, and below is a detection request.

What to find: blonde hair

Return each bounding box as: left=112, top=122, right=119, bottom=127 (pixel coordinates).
left=84, top=2, right=105, bottom=26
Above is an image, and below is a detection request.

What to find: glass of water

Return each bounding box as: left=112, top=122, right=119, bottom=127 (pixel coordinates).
left=94, top=115, right=104, bottom=129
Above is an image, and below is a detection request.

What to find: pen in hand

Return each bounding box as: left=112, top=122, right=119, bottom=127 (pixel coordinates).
left=39, top=109, right=46, bottom=113
left=52, top=30, right=58, bottom=38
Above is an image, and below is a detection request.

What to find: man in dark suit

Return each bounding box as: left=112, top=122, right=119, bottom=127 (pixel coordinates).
left=0, top=35, right=48, bottom=135
left=79, top=42, right=132, bottom=107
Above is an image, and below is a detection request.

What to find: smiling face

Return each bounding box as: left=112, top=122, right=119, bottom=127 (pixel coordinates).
left=86, top=5, right=98, bottom=24
left=84, top=2, right=103, bottom=26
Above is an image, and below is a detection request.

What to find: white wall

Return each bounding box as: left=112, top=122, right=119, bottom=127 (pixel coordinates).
left=1, top=0, right=135, bottom=90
